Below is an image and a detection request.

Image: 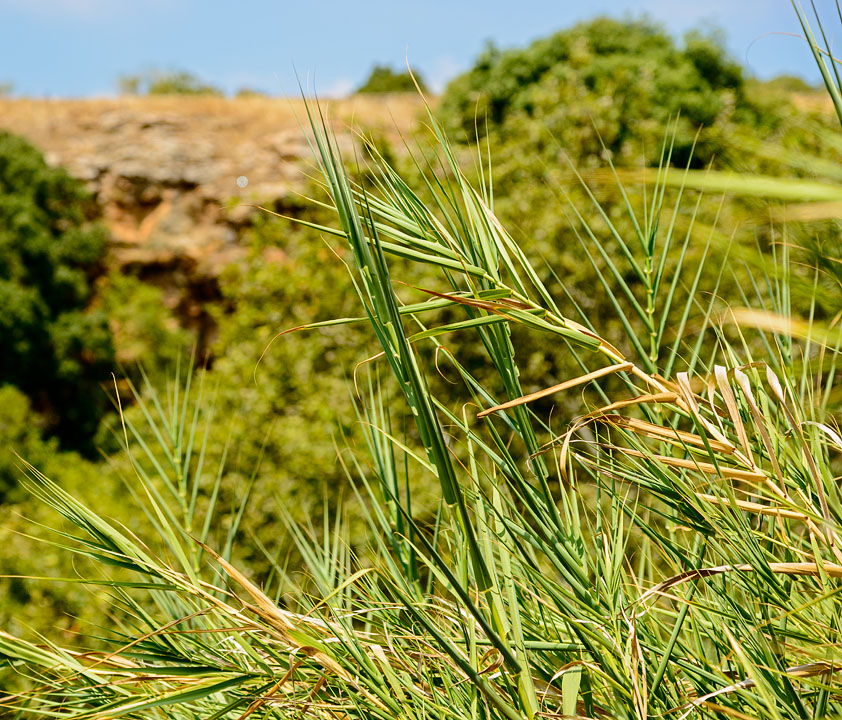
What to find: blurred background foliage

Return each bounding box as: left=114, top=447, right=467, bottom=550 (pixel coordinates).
left=355, top=64, right=428, bottom=94
left=440, top=18, right=749, bottom=166
left=0, top=131, right=113, bottom=455
left=2, top=15, right=841, bottom=653
left=118, top=68, right=224, bottom=96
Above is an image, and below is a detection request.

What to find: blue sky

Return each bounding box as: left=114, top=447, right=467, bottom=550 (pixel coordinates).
left=0, top=0, right=836, bottom=97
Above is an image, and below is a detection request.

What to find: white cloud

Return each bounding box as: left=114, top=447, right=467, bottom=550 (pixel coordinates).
left=318, top=76, right=355, bottom=98
left=425, top=56, right=464, bottom=93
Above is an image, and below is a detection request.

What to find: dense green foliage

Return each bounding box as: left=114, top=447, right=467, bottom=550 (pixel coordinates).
left=0, top=131, right=113, bottom=454
left=181, top=216, right=368, bottom=541
left=439, top=18, right=752, bottom=166
left=0, top=386, right=58, bottom=503
left=98, top=271, right=189, bottom=376
left=356, top=64, right=427, bottom=93
left=760, top=74, right=818, bottom=93
left=0, top=386, right=105, bottom=640
left=0, top=136, right=123, bottom=642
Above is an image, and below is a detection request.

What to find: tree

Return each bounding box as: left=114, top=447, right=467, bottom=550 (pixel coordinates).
left=0, top=131, right=114, bottom=452
left=439, top=18, right=754, bottom=167
left=356, top=65, right=427, bottom=94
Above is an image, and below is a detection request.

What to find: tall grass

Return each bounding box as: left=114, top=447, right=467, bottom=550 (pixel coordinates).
left=2, top=7, right=842, bottom=719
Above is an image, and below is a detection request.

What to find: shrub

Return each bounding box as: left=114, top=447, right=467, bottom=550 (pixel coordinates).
left=0, top=385, right=120, bottom=651
left=0, top=131, right=113, bottom=452
left=431, top=16, right=842, bottom=366
left=0, top=386, right=57, bottom=503
left=761, top=74, right=818, bottom=93
left=98, top=271, right=190, bottom=376
left=439, top=18, right=753, bottom=167
left=235, top=87, right=268, bottom=98
left=356, top=64, right=427, bottom=93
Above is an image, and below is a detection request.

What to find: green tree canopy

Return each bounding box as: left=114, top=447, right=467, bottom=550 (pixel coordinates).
left=0, top=131, right=113, bottom=452
left=439, top=18, right=757, bottom=167
left=356, top=65, right=427, bottom=94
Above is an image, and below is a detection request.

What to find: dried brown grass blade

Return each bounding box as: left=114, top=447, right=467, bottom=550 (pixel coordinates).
left=733, top=368, right=788, bottom=499
left=676, top=372, right=736, bottom=451
left=766, top=366, right=842, bottom=562
left=714, top=365, right=755, bottom=470
left=640, top=561, right=842, bottom=607
left=621, top=448, right=766, bottom=482
left=553, top=392, right=679, bottom=479
left=680, top=662, right=839, bottom=720
left=603, top=415, right=735, bottom=455
left=694, top=493, right=808, bottom=520
left=477, top=362, right=633, bottom=418
left=196, top=542, right=341, bottom=639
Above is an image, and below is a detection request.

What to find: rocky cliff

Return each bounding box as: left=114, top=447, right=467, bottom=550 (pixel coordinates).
left=0, top=95, right=422, bottom=338
left=0, top=95, right=421, bottom=272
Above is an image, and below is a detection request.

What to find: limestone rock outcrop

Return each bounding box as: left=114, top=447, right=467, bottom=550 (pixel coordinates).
left=0, top=95, right=421, bottom=340
left=0, top=95, right=420, bottom=276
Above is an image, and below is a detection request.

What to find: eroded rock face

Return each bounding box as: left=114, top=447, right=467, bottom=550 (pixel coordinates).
left=1, top=95, right=420, bottom=275
left=0, top=95, right=421, bottom=343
